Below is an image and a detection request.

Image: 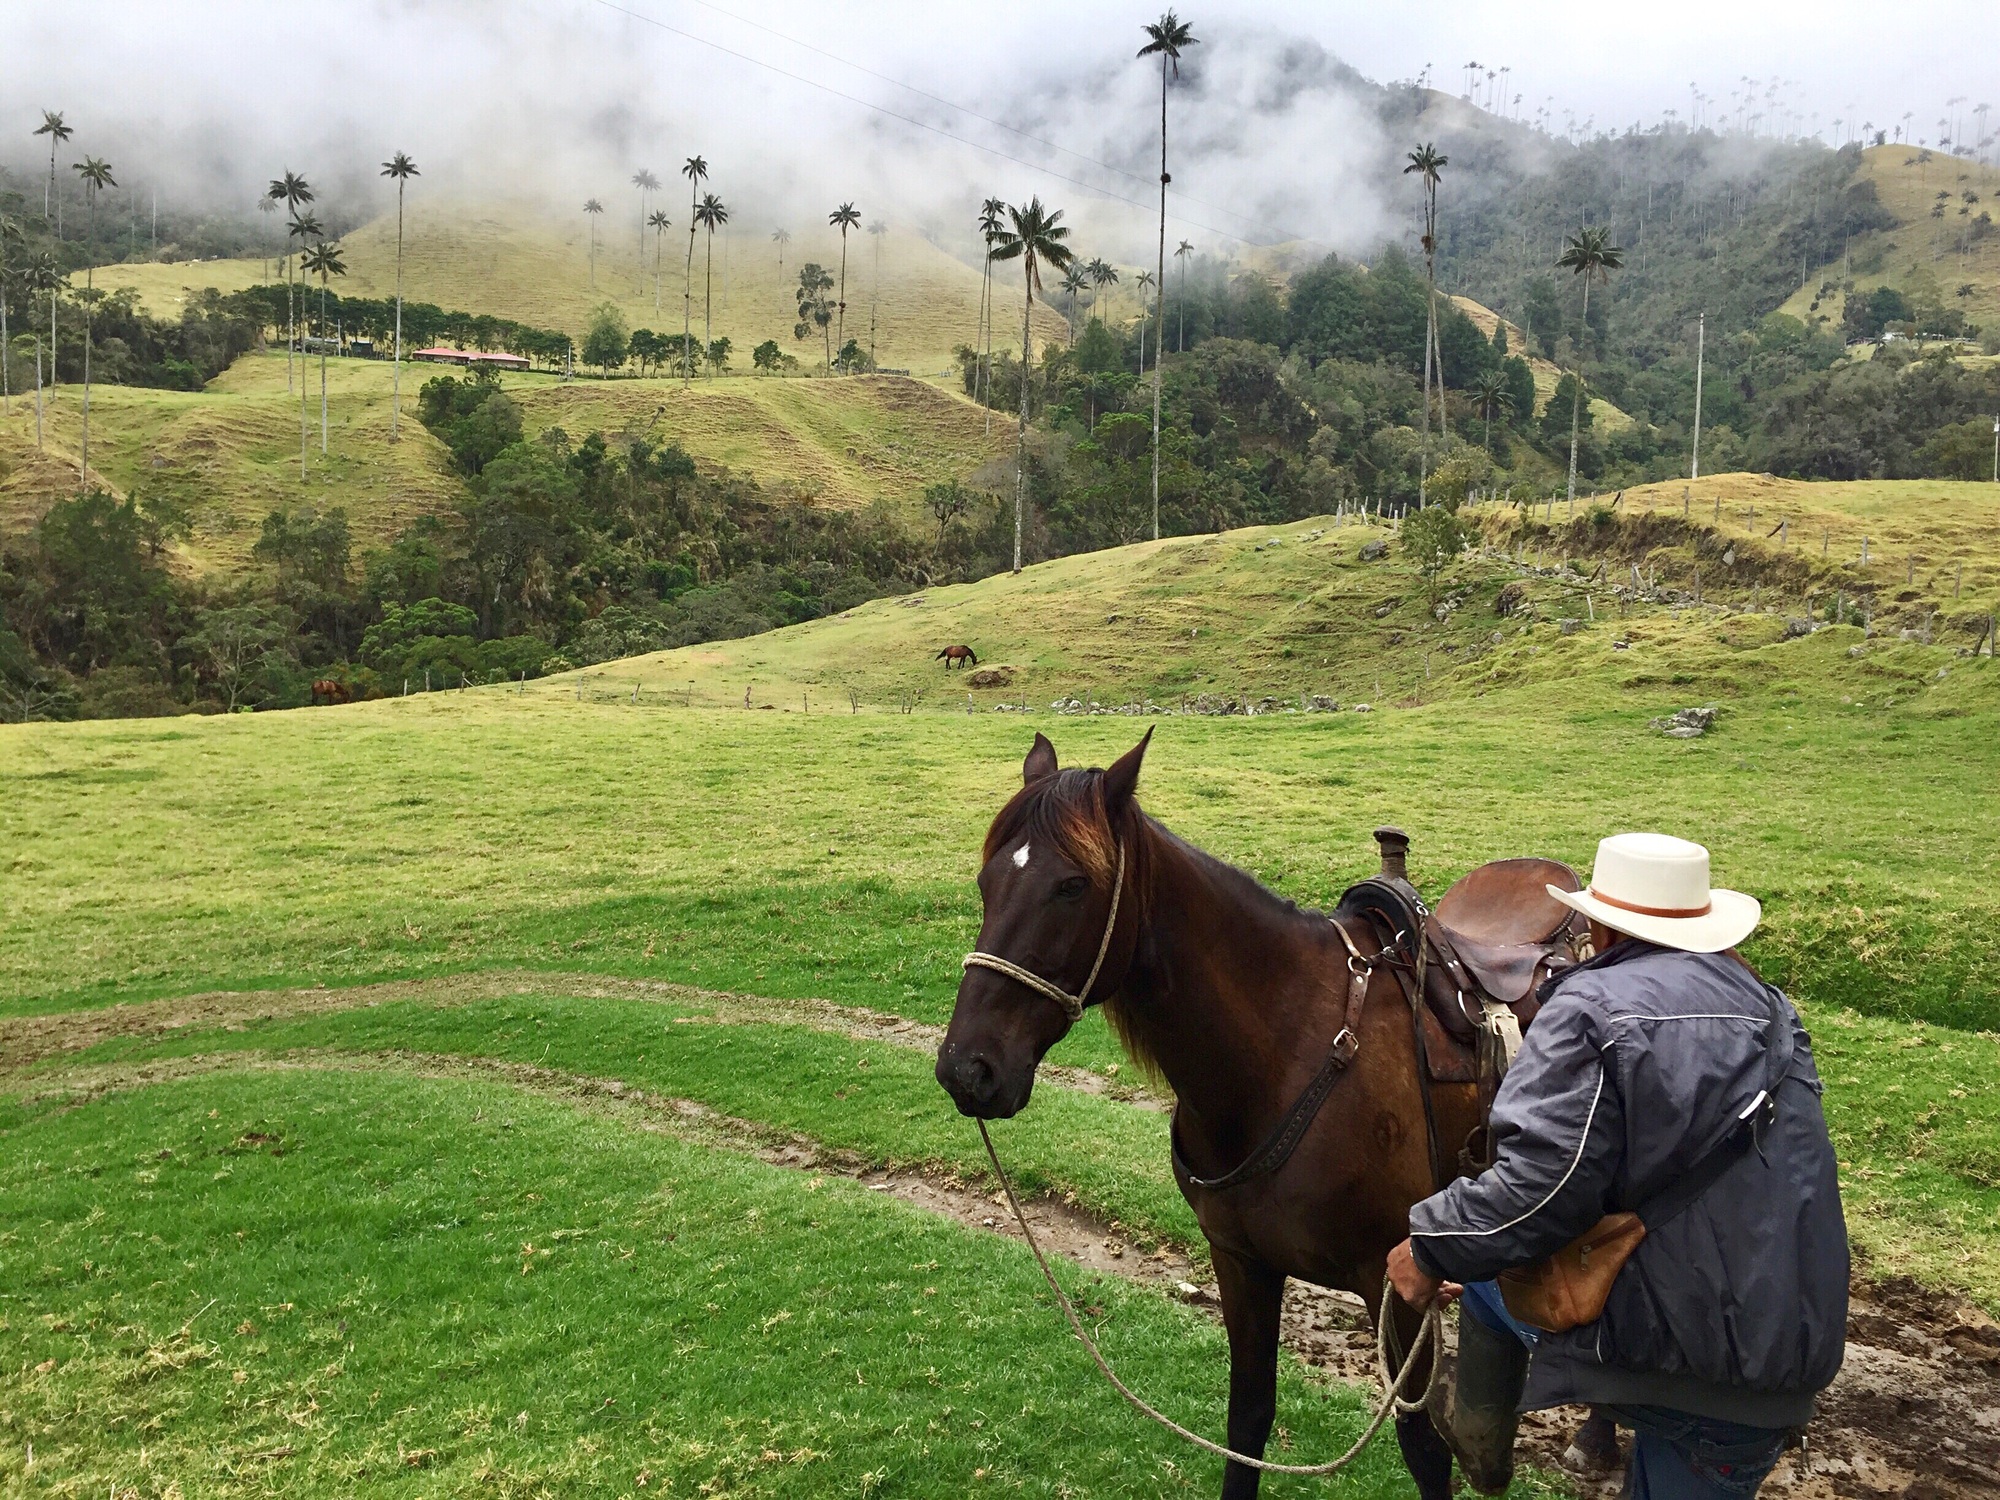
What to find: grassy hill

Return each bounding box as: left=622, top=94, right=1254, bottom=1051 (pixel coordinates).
left=1779, top=145, right=2000, bottom=338
left=0, top=353, right=1010, bottom=575
left=1448, top=293, right=1633, bottom=430
left=543, top=472, right=2000, bottom=712
left=83, top=202, right=1069, bottom=377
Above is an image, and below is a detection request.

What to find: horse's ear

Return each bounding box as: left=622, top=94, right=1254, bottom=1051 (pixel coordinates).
left=1100, top=727, right=1152, bottom=816
left=1023, top=732, right=1058, bottom=785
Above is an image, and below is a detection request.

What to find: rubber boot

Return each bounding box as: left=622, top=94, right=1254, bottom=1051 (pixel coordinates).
left=1426, top=1306, right=1530, bottom=1495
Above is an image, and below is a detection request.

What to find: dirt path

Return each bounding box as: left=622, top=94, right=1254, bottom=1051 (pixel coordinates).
left=0, top=970, right=1149, bottom=1104
left=14, top=1047, right=1998, bottom=1498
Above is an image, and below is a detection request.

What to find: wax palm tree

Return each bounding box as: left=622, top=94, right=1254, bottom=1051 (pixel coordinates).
left=24, top=253, right=58, bottom=449
left=772, top=227, right=791, bottom=273
left=286, top=211, right=322, bottom=477
left=1136, top=269, right=1156, bottom=378
left=1139, top=11, right=1197, bottom=541
left=1059, top=265, right=1089, bottom=340
left=867, top=219, right=886, bottom=367
left=632, top=168, right=660, bottom=263
left=0, top=215, right=19, bottom=414
left=1404, top=142, right=1448, bottom=502
left=257, top=194, right=276, bottom=279
left=301, top=238, right=347, bottom=455
left=21, top=256, right=57, bottom=452
left=695, top=193, right=729, bottom=377
left=583, top=198, right=604, bottom=288
left=1088, top=258, right=1119, bottom=322
left=977, top=197, right=1005, bottom=432
left=680, top=155, right=708, bottom=383
left=267, top=169, right=314, bottom=393
left=649, top=209, right=672, bottom=314
left=988, top=198, right=1075, bottom=573
left=34, top=112, right=71, bottom=232
left=72, top=154, right=115, bottom=481
left=1556, top=225, right=1624, bottom=502
left=1470, top=369, right=1511, bottom=451
left=828, top=202, right=860, bottom=367
left=1174, top=239, right=1194, bottom=351
left=380, top=151, right=418, bottom=440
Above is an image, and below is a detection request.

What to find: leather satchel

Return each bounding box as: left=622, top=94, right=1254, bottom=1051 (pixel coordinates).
left=1498, top=1212, right=1648, bottom=1331
left=1497, top=977, right=1788, bottom=1335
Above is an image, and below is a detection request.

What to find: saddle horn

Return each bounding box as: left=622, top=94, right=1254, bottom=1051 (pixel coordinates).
left=1374, top=826, right=1411, bottom=883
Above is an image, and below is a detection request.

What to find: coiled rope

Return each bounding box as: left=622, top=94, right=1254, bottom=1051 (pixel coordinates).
left=978, top=1119, right=1446, bottom=1477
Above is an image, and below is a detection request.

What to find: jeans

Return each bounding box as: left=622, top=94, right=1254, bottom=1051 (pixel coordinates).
left=1460, top=1277, right=1539, bottom=1345
left=1607, top=1405, right=1789, bottom=1499
left=1460, top=1283, right=1788, bottom=1498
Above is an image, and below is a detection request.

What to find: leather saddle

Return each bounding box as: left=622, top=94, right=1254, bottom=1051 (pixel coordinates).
left=1336, top=827, right=1587, bottom=1174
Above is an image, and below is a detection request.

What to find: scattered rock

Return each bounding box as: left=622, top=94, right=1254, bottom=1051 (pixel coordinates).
left=1559, top=618, right=1582, bottom=636
left=1782, top=617, right=1815, bottom=639
left=1612, top=640, right=1630, bottom=650
left=1358, top=539, right=1388, bottom=562
left=1494, top=582, right=1526, bottom=617
left=1650, top=705, right=1718, bottom=738
left=1373, top=602, right=1396, bottom=618
left=1304, top=696, right=1340, bottom=712
left=965, top=666, right=1014, bottom=688
left=1351, top=703, right=1373, bottom=713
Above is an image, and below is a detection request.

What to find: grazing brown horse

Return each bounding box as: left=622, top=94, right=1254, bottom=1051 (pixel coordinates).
left=310, top=679, right=352, bottom=706
left=937, top=730, right=1475, bottom=1500
left=936, top=644, right=979, bottom=669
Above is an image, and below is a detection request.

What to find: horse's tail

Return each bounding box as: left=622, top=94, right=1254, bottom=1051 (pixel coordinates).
left=936, top=648, right=950, bottom=660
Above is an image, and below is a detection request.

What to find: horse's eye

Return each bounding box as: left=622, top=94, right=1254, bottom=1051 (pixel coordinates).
left=1054, top=876, right=1089, bottom=901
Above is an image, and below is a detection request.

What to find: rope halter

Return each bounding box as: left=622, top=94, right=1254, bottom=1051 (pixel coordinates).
left=961, top=843, right=1127, bottom=1024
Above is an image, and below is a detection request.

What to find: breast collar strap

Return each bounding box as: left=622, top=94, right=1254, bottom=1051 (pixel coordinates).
left=962, top=843, right=1127, bottom=1025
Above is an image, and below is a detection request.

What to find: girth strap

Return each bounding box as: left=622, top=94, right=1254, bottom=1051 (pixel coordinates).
left=1173, top=915, right=1374, bottom=1192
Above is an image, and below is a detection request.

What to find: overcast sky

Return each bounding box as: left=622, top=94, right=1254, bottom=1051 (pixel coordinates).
left=3, top=1, right=1992, bottom=258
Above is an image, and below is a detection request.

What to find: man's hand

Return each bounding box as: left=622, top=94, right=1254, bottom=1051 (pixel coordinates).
left=1387, top=1238, right=1461, bottom=1311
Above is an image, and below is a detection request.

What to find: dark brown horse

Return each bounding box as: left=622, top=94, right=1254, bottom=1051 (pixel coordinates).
left=310, top=679, right=352, bottom=706
left=936, top=645, right=979, bottom=669
left=937, top=730, right=1475, bottom=1500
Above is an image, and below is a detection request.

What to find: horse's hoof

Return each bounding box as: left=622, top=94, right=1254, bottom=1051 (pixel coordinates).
left=1560, top=1414, right=1623, bottom=1474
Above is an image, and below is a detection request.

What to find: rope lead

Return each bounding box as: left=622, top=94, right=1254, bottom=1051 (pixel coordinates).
left=978, top=1119, right=1445, bottom=1477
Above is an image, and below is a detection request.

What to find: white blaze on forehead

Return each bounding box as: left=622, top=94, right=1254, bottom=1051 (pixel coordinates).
left=1012, top=842, right=1032, bottom=869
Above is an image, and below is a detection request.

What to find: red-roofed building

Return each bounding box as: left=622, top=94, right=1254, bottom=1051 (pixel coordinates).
left=411, top=347, right=531, bottom=370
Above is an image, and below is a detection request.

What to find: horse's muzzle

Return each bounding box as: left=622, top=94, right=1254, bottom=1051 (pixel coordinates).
left=935, top=1042, right=1032, bottom=1119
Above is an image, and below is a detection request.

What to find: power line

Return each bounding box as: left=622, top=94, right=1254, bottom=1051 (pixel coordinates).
left=667, top=0, right=1286, bottom=239
left=591, top=0, right=1317, bottom=251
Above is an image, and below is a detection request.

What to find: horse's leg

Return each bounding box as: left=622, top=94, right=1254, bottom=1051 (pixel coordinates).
left=1213, top=1249, right=1283, bottom=1500
left=1374, top=1279, right=1455, bottom=1500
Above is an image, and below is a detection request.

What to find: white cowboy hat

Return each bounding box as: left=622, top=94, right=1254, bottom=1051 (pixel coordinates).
left=1547, top=832, right=1761, bottom=954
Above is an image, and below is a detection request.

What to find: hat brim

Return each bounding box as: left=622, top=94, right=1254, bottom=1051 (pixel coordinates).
left=1546, top=884, right=1761, bottom=954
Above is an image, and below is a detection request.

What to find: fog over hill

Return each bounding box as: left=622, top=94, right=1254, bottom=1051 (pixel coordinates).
left=8, top=1, right=1991, bottom=279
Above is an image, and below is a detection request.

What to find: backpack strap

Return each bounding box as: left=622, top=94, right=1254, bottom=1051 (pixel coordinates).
left=1636, top=976, right=1788, bottom=1232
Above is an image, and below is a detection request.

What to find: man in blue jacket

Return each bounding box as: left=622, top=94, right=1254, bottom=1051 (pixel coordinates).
left=1386, top=832, right=1848, bottom=1498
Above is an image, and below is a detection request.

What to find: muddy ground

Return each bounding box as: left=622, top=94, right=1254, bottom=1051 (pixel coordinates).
left=7, top=981, right=1997, bottom=1498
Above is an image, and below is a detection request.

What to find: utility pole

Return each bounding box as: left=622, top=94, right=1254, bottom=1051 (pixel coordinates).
left=1690, top=312, right=1705, bottom=481
left=1992, top=414, right=1998, bottom=484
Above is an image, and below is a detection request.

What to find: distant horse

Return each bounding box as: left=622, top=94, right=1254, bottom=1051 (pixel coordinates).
left=938, top=731, right=1474, bottom=1500
left=310, top=679, right=352, bottom=706
left=936, top=645, right=979, bottom=670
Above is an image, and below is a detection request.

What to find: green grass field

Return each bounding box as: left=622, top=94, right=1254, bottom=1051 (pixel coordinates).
left=0, top=353, right=1007, bottom=573
left=6, top=505, right=2000, bottom=1493
left=83, top=203, right=1069, bottom=377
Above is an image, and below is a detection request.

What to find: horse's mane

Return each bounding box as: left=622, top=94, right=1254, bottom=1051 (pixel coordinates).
left=982, top=766, right=1127, bottom=885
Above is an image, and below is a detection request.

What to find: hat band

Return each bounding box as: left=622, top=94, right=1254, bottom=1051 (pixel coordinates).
left=1589, top=887, right=1713, bottom=920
